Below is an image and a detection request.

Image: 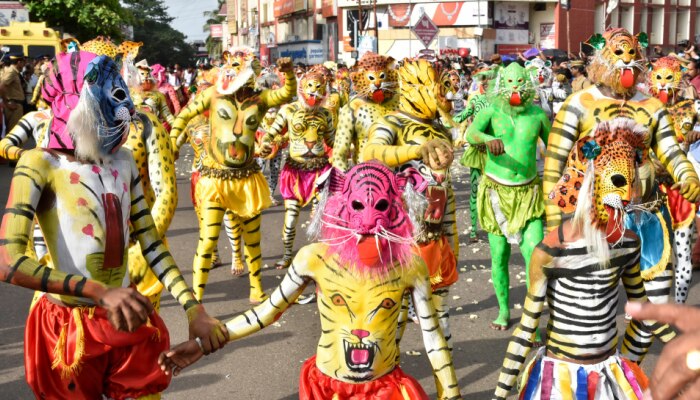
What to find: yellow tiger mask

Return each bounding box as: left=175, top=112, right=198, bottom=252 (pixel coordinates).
left=587, top=28, right=647, bottom=96
left=351, top=53, right=398, bottom=104
left=649, top=56, right=683, bottom=105
left=298, top=70, right=328, bottom=108
left=217, top=47, right=261, bottom=95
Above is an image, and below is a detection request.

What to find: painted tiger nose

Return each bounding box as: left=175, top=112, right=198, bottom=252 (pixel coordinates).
left=351, top=329, right=369, bottom=339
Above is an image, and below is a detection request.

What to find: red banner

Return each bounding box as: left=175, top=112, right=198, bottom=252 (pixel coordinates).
left=322, top=0, right=336, bottom=17
left=210, top=24, right=223, bottom=38
left=274, top=0, right=305, bottom=18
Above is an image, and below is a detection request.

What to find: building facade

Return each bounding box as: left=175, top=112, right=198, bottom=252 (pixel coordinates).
left=219, top=0, right=700, bottom=65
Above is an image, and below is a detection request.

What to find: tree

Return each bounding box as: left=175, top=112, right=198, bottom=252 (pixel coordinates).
left=122, top=0, right=195, bottom=67
left=203, top=0, right=225, bottom=58
left=21, top=0, right=130, bottom=41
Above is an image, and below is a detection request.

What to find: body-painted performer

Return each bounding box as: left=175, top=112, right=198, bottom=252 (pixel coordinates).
left=646, top=56, right=700, bottom=303
left=0, top=50, right=225, bottom=400
left=544, top=28, right=700, bottom=362
left=151, top=63, right=183, bottom=116
left=495, top=119, right=676, bottom=400
left=526, top=58, right=555, bottom=119
left=454, top=68, right=495, bottom=242
left=168, top=48, right=296, bottom=302
left=466, top=62, right=550, bottom=331
left=131, top=60, right=176, bottom=131
left=159, top=162, right=463, bottom=400
left=260, top=68, right=335, bottom=269
left=331, top=52, right=399, bottom=172
left=363, top=59, right=459, bottom=396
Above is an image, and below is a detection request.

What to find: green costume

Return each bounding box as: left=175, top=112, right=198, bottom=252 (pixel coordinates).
left=455, top=92, right=489, bottom=240
left=466, top=63, right=550, bottom=330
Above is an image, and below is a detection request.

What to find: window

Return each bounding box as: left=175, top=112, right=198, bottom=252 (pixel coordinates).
left=28, top=45, right=55, bottom=59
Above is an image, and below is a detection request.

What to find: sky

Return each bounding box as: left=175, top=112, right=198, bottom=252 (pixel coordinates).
left=162, top=0, right=220, bottom=42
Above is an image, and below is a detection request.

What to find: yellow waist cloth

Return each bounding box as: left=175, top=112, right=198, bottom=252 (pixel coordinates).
left=195, top=171, right=271, bottom=218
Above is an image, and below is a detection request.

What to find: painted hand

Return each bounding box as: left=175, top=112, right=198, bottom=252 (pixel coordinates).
left=277, top=57, right=293, bottom=73
left=419, top=139, right=454, bottom=170
left=675, top=178, right=700, bottom=203
left=259, top=142, right=272, bottom=158
left=186, top=304, right=229, bottom=354
left=626, top=302, right=700, bottom=400
left=98, top=287, right=153, bottom=332
left=158, top=339, right=204, bottom=376
left=486, top=138, right=505, bottom=156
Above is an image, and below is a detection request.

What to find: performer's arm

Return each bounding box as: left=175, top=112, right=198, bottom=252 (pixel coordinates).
left=465, top=108, right=497, bottom=144
left=620, top=250, right=676, bottom=363
left=128, top=151, right=227, bottom=349
left=324, top=109, right=336, bottom=148
left=363, top=119, right=418, bottom=167
left=224, top=246, right=313, bottom=339
left=30, top=75, right=44, bottom=105
left=261, top=58, right=296, bottom=108
left=652, top=109, right=700, bottom=202
left=141, top=113, right=178, bottom=237
left=411, top=261, right=462, bottom=400
left=538, top=108, right=551, bottom=146
left=167, top=87, right=182, bottom=115
left=0, top=111, right=39, bottom=161
left=157, top=92, right=176, bottom=128
left=331, top=103, right=354, bottom=171
left=494, top=245, right=550, bottom=399
left=170, top=86, right=213, bottom=150
left=543, top=96, right=580, bottom=231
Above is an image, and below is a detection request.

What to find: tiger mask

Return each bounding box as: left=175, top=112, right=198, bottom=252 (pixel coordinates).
left=351, top=52, right=398, bottom=104
left=490, top=62, right=535, bottom=114
left=298, top=70, right=328, bottom=108
left=311, top=162, right=427, bottom=275
left=648, top=56, right=683, bottom=104
left=398, top=58, right=450, bottom=119
left=587, top=28, right=648, bottom=96
left=216, top=47, right=261, bottom=95
left=550, top=118, right=647, bottom=250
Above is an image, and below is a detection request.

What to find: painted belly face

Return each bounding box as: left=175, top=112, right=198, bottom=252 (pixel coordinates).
left=287, top=108, right=329, bottom=161
left=315, top=264, right=407, bottom=382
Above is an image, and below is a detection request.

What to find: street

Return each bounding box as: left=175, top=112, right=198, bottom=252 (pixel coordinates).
left=0, top=147, right=682, bottom=400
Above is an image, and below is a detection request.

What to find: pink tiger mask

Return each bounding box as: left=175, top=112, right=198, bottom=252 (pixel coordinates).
left=317, top=162, right=427, bottom=275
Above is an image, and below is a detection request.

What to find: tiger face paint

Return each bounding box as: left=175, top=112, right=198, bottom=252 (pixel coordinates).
left=217, top=47, right=261, bottom=95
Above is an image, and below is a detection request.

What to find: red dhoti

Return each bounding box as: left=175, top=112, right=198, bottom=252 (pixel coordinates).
left=25, top=296, right=171, bottom=400
left=298, top=355, right=429, bottom=400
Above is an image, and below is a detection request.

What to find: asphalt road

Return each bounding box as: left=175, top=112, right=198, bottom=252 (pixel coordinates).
left=0, top=148, right=691, bottom=399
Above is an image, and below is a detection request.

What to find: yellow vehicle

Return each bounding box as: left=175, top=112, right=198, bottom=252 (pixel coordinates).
left=0, top=21, right=61, bottom=58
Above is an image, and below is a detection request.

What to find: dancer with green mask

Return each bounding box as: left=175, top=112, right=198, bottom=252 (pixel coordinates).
left=466, top=62, right=550, bottom=331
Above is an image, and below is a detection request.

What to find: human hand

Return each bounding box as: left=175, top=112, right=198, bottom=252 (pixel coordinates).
left=486, top=138, right=505, bottom=156
left=686, top=130, right=700, bottom=144
left=626, top=302, right=700, bottom=400
left=158, top=339, right=204, bottom=376
left=259, top=142, right=272, bottom=158
left=673, top=178, right=700, bottom=202
left=186, top=304, right=229, bottom=355
left=97, top=287, right=153, bottom=332
left=277, top=57, right=293, bottom=73
left=419, top=139, right=454, bottom=170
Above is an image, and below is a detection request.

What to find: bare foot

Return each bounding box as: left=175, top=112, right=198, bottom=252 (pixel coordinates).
left=275, top=258, right=291, bottom=270
left=249, top=292, right=268, bottom=305
left=490, top=321, right=509, bottom=331
left=230, top=261, right=245, bottom=276
left=158, top=340, right=204, bottom=376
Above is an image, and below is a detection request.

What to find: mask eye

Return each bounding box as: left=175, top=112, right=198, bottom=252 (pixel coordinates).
left=369, top=75, right=375, bottom=81
left=331, top=294, right=347, bottom=306
left=375, top=199, right=389, bottom=211
left=667, top=75, right=673, bottom=80
left=379, top=72, right=385, bottom=79
left=656, top=75, right=662, bottom=80
left=112, top=88, right=127, bottom=102
left=352, top=200, right=365, bottom=211
left=614, top=49, right=624, bottom=56
left=380, top=298, right=396, bottom=309
left=629, top=49, right=636, bottom=55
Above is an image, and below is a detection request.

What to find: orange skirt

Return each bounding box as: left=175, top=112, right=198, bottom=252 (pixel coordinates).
left=415, top=236, right=458, bottom=289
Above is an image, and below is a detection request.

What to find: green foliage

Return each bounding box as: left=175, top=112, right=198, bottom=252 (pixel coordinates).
left=21, top=0, right=130, bottom=41
left=123, top=0, right=195, bottom=67
left=203, top=0, right=225, bottom=58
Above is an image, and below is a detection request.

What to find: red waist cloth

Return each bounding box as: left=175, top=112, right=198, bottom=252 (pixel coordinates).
left=299, top=355, right=429, bottom=400
left=659, top=183, right=697, bottom=229
left=191, top=170, right=201, bottom=206
left=415, top=236, right=458, bottom=289
left=25, top=296, right=171, bottom=400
